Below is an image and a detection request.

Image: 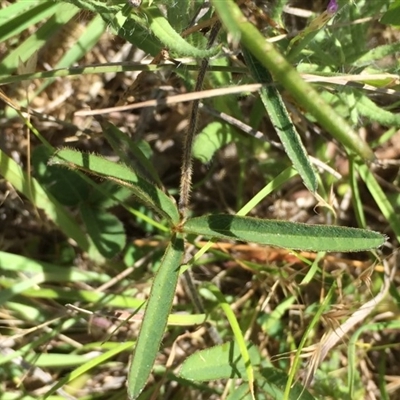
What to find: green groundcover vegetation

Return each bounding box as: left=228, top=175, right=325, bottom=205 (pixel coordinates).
left=0, top=0, right=400, bottom=399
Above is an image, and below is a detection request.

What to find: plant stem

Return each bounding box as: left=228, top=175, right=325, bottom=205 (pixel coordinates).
left=178, top=21, right=221, bottom=217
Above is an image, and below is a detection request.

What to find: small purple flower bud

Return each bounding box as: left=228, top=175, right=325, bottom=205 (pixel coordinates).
left=128, top=0, right=141, bottom=7
left=327, top=0, right=339, bottom=14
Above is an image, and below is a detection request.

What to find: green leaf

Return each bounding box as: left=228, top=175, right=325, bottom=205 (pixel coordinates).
left=204, top=283, right=255, bottom=395
left=210, top=0, right=375, bottom=160
left=183, top=214, right=385, bottom=252
left=100, top=118, right=163, bottom=187
left=127, top=234, right=184, bottom=399
left=87, top=181, right=133, bottom=209
left=111, top=8, right=162, bottom=56
left=143, top=6, right=220, bottom=58
left=286, top=9, right=336, bottom=62
left=258, top=296, right=296, bottom=336
left=33, top=145, right=90, bottom=206
left=355, top=94, right=400, bottom=127
left=45, top=341, right=136, bottom=398
left=257, top=368, right=317, bottom=400
left=24, top=352, right=99, bottom=368
left=0, top=274, right=45, bottom=305
left=61, top=0, right=121, bottom=15
left=79, top=203, right=126, bottom=258
left=165, top=0, right=193, bottom=33
left=179, top=341, right=261, bottom=381
left=49, top=148, right=179, bottom=224
left=381, top=1, right=400, bottom=26
left=193, top=121, right=237, bottom=163
left=351, top=41, right=400, bottom=67
left=30, top=14, right=107, bottom=102
left=0, top=251, right=110, bottom=283
left=242, top=48, right=317, bottom=193
left=0, top=1, right=58, bottom=45
left=0, top=3, right=79, bottom=74
left=226, top=384, right=253, bottom=400
left=61, top=0, right=162, bottom=56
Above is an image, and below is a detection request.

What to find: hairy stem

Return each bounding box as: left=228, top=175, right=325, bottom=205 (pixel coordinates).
left=178, top=21, right=221, bottom=218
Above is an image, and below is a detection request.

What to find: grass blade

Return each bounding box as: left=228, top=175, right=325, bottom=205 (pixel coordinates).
left=356, top=161, right=400, bottom=240
left=348, top=321, right=400, bottom=397
left=45, top=341, right=135, bottom=398
left=1, top=3, right=79, bottom=73
left=206, top=284, right=255, bottom=399
left=0, top=1, right=58, bottom=44
left=0, top=251, right=110, bottom=283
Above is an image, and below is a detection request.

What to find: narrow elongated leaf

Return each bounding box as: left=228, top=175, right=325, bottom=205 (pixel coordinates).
left=58, top=14, right=106, bottom=69
left=127, top=234, right=184, bottom=399
left=49, top=148, right=179, bottom=224
left=183, top=214, right=385, bottom=252
left=46, top=341, right=136, bottom=398
left=0, top=251, right=110, bottom=283
left=356, top=93, right=400, bottom=127
left=0, top=274, right=44, bottom=305
left=1, top=3, right=79, bottom=73
left=381, top=1, right=400, bottom=26
left=31, top=14, right=107, bottom=101
left=0, top=2, right=58, bottom=47
left=60, top=0, right=162, bottom=55
left=143, top=6, right=220, bottom=58
left=286, top=5, right=337, bottom=61
left=242, top=48, right=317, bottom=192
left=204, top=284, right=255, bottom=396
left=210, top=0, right=375, bottom=160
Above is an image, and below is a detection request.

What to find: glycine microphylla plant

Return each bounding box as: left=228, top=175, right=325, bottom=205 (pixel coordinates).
left=0, top=1, right=398, bottom=399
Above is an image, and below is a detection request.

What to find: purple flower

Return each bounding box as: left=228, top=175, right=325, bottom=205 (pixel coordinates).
left=327, top=0, right=339, bottom=14
left=128, top=0, right=141, bottom=7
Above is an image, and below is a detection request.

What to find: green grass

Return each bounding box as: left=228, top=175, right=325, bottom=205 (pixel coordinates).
left=0, top=0, right=400, bottom=399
